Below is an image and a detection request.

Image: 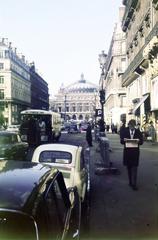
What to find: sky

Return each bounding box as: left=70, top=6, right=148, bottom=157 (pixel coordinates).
left=0, top=0, right=122, bottom=97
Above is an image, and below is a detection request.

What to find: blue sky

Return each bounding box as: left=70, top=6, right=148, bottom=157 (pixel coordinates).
left=0, top=0, right=122, bottom=96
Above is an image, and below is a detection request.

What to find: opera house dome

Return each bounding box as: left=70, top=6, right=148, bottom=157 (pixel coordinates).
left=65, top=73, right=98, bottom=93
left=52, top=74, right=99, bottom=121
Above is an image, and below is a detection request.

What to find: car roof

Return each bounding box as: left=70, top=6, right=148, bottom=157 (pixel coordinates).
left=0, top=160, right=57, bottom=211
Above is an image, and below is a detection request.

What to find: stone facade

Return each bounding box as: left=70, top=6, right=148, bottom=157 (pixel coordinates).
left=121, top=0, right=158, bottom=140
left=103, top=7, right=127, bottom=129
left=51, top=74, right=99, bottom=121
left=0, top=38, right=49, bottom=125
left=0, top=38, right=31, bottom=125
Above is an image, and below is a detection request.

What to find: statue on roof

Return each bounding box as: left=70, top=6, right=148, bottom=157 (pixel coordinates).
left=79, top=73, right=86, bottom=83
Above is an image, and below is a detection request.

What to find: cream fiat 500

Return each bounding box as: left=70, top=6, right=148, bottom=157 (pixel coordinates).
left=31, top=144, right=90, bottom=205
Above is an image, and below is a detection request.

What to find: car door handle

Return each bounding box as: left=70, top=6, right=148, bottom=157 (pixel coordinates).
left=73, top=229, right=79, bottom=238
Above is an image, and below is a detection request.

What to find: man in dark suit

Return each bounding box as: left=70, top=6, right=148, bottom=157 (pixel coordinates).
left=86, top=122, right=93, bottom=147
left=120, top=119, right=143, bottom=190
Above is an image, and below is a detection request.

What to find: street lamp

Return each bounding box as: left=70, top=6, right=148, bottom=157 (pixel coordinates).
left=64, top=94, right=67, bottom=121
left=98, top=50, right=107, bottom=122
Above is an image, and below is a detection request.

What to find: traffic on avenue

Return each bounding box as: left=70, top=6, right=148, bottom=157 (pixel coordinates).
left=0, top=125, right=158, bottom=239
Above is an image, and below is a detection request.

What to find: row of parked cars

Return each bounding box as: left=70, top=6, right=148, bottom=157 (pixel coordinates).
left=0, top=129, right=90, bottom=239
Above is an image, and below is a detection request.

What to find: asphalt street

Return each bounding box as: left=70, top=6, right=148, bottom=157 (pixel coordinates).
left=61, top=131, right=158, bottom=240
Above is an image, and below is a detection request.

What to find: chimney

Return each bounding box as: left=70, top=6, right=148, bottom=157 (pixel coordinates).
left=22, top=55, right=25, bottom=62
left=119, top=7, right=125, bottom=22
left=9, top=42, right=12, bottom=48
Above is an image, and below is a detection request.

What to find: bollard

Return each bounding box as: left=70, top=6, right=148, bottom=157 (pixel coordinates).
left=99, top=137, right=110, bottom=167
left=95, top=136, right=120, bottom=175
left=94, top=127, right=100, bottom=141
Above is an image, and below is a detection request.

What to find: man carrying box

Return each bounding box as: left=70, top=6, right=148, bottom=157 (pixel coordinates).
left=120, top=119, right=143, bottom=190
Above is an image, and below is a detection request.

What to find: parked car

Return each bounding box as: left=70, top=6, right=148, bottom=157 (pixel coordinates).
left=6, top=124, right=20, bottom=133
left=67, top=124, right=81, bottom=134
left=31, top=144, right=90, bottom=207
left=0, top=160, right=81, bottom=240
left=0, top=131, right=28, bottom=160
left=80, top=123, right=88, bottom=131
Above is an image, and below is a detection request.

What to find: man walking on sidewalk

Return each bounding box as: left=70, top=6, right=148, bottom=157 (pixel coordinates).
left=86, top=122, right=93, bottom=147
left=120, top=119, right=143, bottom=190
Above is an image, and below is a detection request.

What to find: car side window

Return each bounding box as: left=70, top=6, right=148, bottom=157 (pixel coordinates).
left=35, top=181, right=64, bottom=240
left=52, top=179, right=68, bottom=225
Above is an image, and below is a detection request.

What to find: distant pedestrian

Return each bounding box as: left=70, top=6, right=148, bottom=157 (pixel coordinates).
left=120, top=119, right=143, bottom=190
left=27, top=118, right=40, bottom=147
left=111, top=123, right=115, bottom=134
left=119, top=120, right=126, bottom=138
left=148, top=121, right=156, bottom=144
left=86, top=122, right=93, bottom=147
left=106, top=124, right=110, bottom=132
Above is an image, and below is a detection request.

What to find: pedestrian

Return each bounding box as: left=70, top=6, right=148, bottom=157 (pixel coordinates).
left=38, top=117, right=46, bottom=142
left=38, top=117, right=46, bottom=134
left=106, top=124, right=110, bottom=132
left=27, top=117, right=40, bottom=147
left=86, top=122, right=93, bottom=147
left=111, top=123, right=115, bottom=134
left=119, top=120, right=126, bottom=138
left=148, top=121, right=156, bottom=144
left=120, top=119, right=143, bottom=190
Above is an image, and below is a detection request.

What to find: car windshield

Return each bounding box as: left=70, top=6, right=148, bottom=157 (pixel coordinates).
left=0, top=211, right=37, bottom=240
left=39, top=150, right=72, bottom=164
left=0, top=135, right=18, bottom=144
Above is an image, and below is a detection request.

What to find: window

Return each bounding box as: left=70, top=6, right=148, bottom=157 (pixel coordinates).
left=0, top=63, right=4, bottom=69
left=0, top=76, right=4, bottom=84
left=0, top=51, right=4, bottom=58
left=35, top=177, right=68, bottom=239
left=0, top=89, right=4, bottom=99
left=39, top=150, right=72, bottom=164
left=35, top=186, right=62, bottom=239
left=5, top=50, right=9, bottom=58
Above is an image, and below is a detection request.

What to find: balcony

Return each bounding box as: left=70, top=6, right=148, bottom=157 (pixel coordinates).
left=122, top=47, right=144, bottom=86
left=122, top=0, right=138, bottom=31
left=122, top=23, right=158, bottom=86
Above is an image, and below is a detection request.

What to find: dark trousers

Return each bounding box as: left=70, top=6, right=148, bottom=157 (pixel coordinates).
left=127, top=166, right=137, bottom=187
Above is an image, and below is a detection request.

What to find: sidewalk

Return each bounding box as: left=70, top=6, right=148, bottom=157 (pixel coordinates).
left=87, top=133, right=158, bottom=239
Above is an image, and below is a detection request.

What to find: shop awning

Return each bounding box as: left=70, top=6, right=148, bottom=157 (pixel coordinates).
left=132, top=94, right=149, bottom=114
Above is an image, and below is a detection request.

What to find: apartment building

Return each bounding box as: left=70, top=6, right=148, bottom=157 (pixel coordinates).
left=30, top=63, right=49, bottom=110
left=0, top=38, right=31, bottom=125
left=0, top=38, right=49, bottom=125
left=122, top=0, right=158, bottom=138
left=103, top=7, right=127, bottom=128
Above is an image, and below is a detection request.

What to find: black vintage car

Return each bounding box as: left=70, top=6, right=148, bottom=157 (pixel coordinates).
left=0, top=131, right=28, bottom=160
left=0, top=161, right=81, bottom=240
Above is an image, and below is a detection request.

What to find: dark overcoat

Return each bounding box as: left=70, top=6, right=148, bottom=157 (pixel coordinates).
left=120, top=127, right=143, bottom=167
left=86, top=125, right=92, bottom=145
